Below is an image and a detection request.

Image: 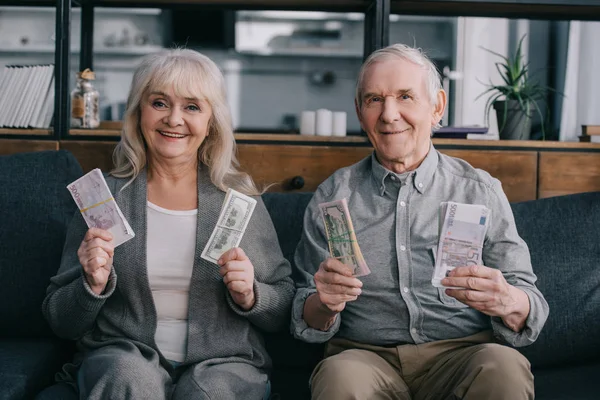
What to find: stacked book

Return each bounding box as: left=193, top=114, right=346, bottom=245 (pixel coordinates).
left=0, top=64, right=55, bottom=129
left=579, top=125, right=600, bottom=143
left=432, top=126, right=495, bottom=140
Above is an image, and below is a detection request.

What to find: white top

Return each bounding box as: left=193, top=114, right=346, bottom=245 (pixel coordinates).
left=146, top=201, right=197, bottom=362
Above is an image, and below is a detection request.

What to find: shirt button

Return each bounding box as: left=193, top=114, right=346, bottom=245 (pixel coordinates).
left=403, top=287, right=409, bottom=293
left=418, top=182, right=423, bottom=188
left=400, top=201, right=406, bottom=207
left=411, top=328, right=417, bottom=334
left=400, top=245, right=406, bottom=251
left=390, top=175, right=396, bottom=181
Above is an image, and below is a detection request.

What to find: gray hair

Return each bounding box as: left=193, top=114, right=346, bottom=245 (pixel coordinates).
left=111, top=48, right=261, bottom=195
left=355, top=43, right=443, bottom=128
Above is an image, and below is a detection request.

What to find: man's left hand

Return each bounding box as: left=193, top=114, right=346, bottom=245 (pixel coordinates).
left=442, top=265, right=530, bottom=332
left=218, top=248, right=256, bottom=311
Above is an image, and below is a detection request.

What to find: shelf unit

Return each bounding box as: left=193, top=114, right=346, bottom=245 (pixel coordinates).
left=2, top=0, right=600, bottom=141
left=0, top=0, right=390, bottom=141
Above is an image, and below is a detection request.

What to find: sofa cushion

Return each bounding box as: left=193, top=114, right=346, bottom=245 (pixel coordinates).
left=35, top=382, right=77, bottom=400
left=511, top=192, right=600, bottom=368
left=262, top=192, right=314, bottom=279
left=0, top=338, right=74, bottom=400
left=262, top=193, right=326, bottom=374
left=264, top=331, right=324, bottom=372
left=533, top=362, right=600, bottom=400
left=0, top=150, right=83, bottom=338
left=270, top=367, right=312, bottom=400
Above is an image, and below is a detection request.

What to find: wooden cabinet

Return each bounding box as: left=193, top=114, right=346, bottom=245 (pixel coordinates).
left=237, top=144, right=539, bottom=202
left=0, top=139, right=57, bottom=155
left=439, top=150, right=537, bottom=202
left=59, top=141, right=117, bottom=175
left=2, top=136, right=599, bottom=203
left=538, top=152, right=600, bottom=198
left=237, top=144, right=372, bottom=192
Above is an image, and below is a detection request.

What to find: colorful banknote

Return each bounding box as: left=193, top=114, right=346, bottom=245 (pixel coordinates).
left=432, top=202, right=490, bottom=287
left=67, top=168, right=134, bottom=247
left=319, top=198, right=370, bottom=277
left=201, top=188, right=257, bottom=264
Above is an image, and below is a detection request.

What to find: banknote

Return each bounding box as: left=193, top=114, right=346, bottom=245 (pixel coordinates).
left=319, top=198, right=370, bottom=277
left=67, top=168, right=135, bottom=247
left=201, top=188, right=257, bottom=264
left=432, top=202, right=490, bottom=287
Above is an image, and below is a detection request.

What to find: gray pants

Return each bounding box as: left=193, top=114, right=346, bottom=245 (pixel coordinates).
left=77, top=343, right=269, bottom=400
left=311, top=331, right=534, bottom=400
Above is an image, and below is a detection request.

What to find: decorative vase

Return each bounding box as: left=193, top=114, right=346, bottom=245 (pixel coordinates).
left=493, top=100, right=532, bottom=140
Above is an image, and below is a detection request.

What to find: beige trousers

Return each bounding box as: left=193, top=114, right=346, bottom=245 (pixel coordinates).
left=310, top=331, right=533, bottom=400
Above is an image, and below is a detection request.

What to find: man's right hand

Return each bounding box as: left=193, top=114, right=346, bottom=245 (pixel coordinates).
left=314, top=258, right=363, bottom=313
left=77, top=228, right=114, bottom=295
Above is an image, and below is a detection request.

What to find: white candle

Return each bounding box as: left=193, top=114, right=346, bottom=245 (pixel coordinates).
left=300, top=111, right=316, bottom=135
left=315, top=109, right=333, bottom=136
left=332, top=111, right=347, bottom=137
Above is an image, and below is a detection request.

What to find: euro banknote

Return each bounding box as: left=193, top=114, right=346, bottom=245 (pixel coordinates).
left=67, top=168, right=135, bottom=247
left=432, top=202, right=490, bottom=287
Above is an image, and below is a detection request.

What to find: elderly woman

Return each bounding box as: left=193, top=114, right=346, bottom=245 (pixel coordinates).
left=42, top=49, right=294, bottom=399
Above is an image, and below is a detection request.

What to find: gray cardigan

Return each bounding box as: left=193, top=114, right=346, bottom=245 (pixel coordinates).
left=43, top=166, right=295, bottom=377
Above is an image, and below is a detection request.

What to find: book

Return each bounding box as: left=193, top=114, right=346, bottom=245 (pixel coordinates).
left=581, top=125, right=600, bottom=136
left=433, top=126, right=489, bottom=139
left=29, top=65, right=54, bottom=128
left=578, top=135, right=600, bottom=143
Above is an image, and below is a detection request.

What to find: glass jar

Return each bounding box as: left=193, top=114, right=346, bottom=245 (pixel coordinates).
left=71, top=68, right=100, bottom=128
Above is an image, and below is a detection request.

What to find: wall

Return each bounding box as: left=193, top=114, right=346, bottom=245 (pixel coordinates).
left=0, top=7, right=458, bottom=134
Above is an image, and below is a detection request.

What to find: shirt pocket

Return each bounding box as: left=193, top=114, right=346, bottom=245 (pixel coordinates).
left=428, top=246, right=469, bottom=309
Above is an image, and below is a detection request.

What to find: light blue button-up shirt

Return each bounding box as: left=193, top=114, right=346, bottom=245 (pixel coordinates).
left=291, top=146, right=549, bottom=348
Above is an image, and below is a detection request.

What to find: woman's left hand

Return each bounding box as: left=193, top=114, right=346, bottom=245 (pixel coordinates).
left=218, top=248, right=256, bottom=310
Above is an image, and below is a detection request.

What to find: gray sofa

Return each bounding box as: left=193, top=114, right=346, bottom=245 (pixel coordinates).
left=0, top=149, right=599, bottom=400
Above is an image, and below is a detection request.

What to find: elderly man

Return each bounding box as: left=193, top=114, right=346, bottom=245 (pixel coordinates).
left=291, top=43, right=548, bottom=400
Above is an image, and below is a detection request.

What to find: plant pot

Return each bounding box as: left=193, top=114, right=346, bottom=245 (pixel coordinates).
left=493, top=100, right=532, bottom=140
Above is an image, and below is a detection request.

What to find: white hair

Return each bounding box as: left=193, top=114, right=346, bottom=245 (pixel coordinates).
left=111, top=48, right=261, bottom=195
left=355, top=43, right=443, bottom=129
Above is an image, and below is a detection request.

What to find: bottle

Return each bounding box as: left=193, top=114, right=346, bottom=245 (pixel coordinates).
left=71, top=68, right=100, bottom=128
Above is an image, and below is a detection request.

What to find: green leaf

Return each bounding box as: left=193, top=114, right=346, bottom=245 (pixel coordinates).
left=477, top=33, right=563, bottom=134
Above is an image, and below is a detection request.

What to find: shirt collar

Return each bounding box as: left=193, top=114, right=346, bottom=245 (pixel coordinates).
left=370, top=143, right=439, bottom=196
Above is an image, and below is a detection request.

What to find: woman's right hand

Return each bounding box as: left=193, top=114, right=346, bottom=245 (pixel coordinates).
left=77, top=228, right=114, bottom=295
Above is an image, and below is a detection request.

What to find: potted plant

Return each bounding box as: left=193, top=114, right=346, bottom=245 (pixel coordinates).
left=478, top=36, right=551, bottom=140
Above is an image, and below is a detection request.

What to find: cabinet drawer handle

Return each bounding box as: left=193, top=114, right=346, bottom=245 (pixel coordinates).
left=288, top=176, right=305, bottom=190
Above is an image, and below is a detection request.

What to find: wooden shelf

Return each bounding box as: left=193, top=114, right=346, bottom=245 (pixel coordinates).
left=0, top=45, right=164, bottom=56
left=94, top=0, right=371, bottom=11
left=69, top=128, right=121, bottom=136
left=5, top=126, right=600, bottom=152
left=432, top=138, right=600, bottom=151
left=234, top=133, right=369, bottom=143
left=0, top=128, right=52, bottom=136
left=0, top=1, right=56, bottom=6
left=390, top=0, right=600, bottom=20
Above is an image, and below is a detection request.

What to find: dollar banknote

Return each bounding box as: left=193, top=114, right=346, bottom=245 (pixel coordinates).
left=201, top=188, right=257, bottom=264
left=319, top=198, right=370, bottom=277
left=67, top=168, right=135, bottom=247
left=432, top=202, right=490, bottom=287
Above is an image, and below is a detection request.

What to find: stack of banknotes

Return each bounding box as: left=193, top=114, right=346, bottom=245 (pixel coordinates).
left=67, top=168, right=135, bottom=247
left=201, top=188, right=257, bottom=264
left=432, top=201, right=490, bottom=287
left=319, top=198, right=371, bottom=277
